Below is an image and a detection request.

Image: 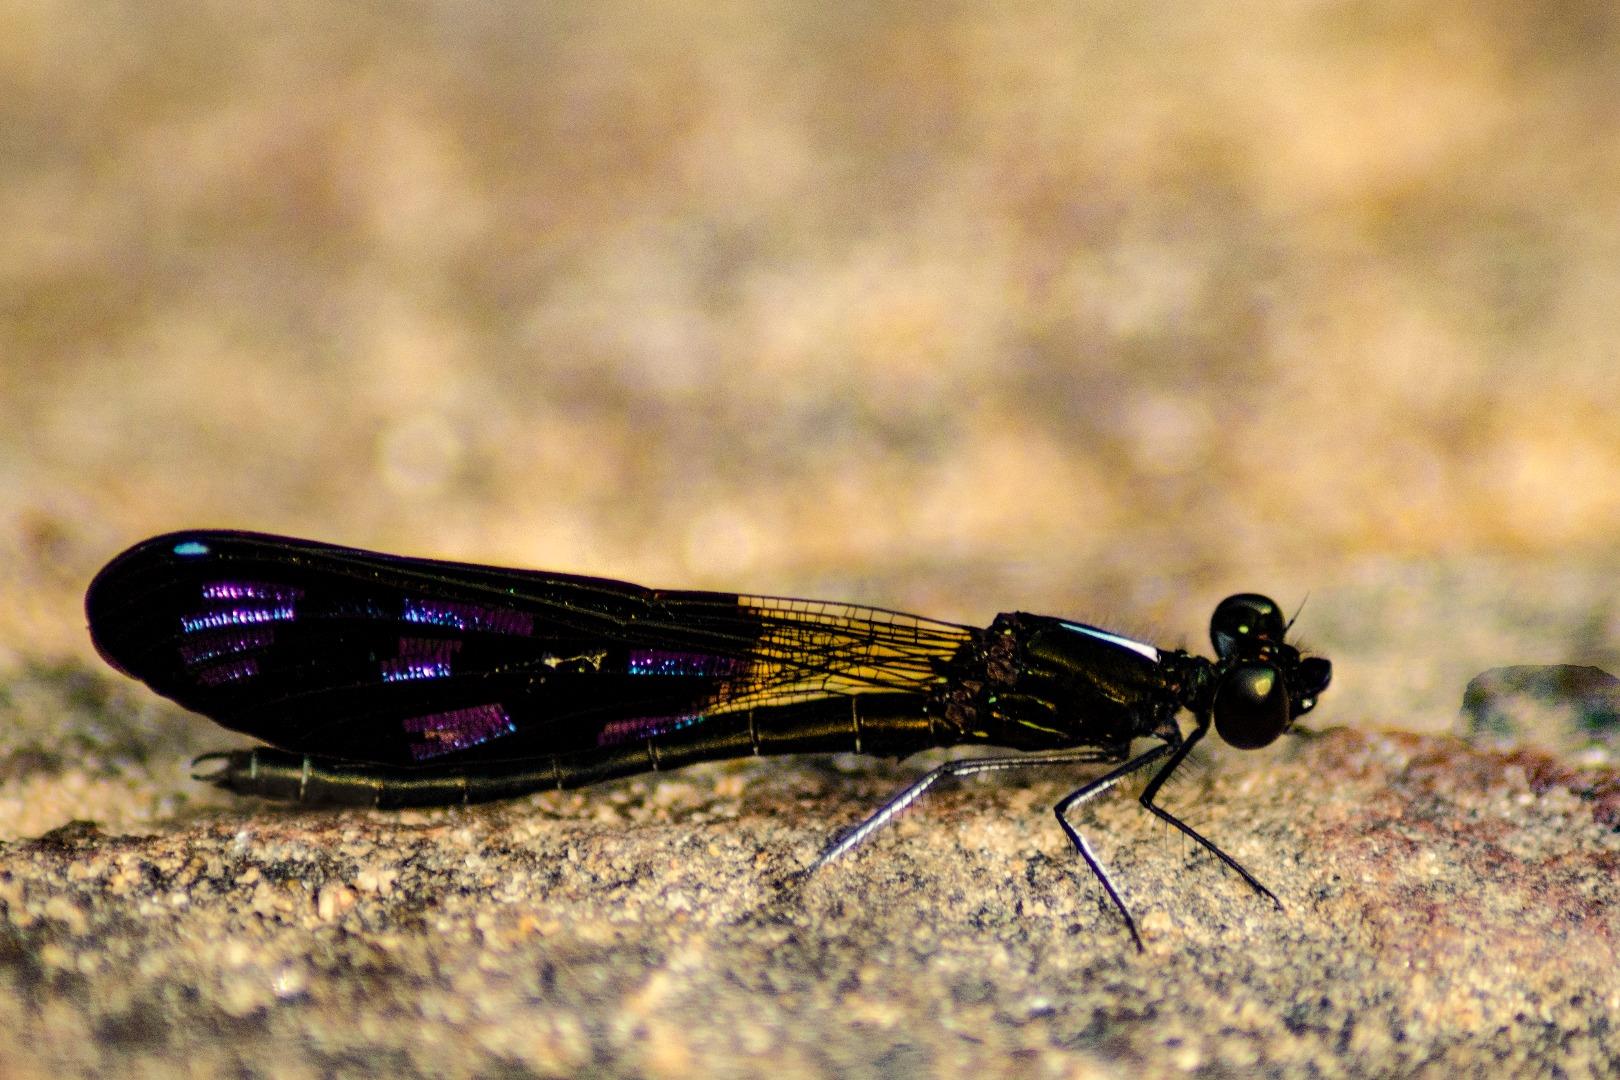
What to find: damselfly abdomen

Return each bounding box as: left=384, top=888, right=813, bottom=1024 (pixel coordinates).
left=85, top=531, right=1332, bottom=946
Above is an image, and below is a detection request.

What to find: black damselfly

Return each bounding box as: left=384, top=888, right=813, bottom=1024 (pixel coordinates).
left=85, top=531, right=1332, bottom=947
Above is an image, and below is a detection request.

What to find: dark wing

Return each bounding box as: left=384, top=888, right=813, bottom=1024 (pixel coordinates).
left=85, top=531, right=971, bottom=767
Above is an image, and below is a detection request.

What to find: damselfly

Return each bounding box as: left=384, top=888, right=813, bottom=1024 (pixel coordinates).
left=85, top=531, right=1332, bottom=946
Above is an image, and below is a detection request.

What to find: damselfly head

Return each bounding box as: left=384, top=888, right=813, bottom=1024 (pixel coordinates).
left=1208, top=594, right=1333, bottom=750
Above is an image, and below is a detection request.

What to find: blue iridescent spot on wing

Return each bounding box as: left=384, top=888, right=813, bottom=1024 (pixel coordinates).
left=200, top=581, right=305, bottom=602
left=178, top=626, right=275, bottom=665
left=381, top=637, right=459, bottom=682
left=181, top=605, right=296, bottom=633
left=172, top=540, right=210, bottom=557
left=381, top=661, right=453, bottom=682
left=182, top=580, right=303, bottom=634
left=193, top=657, right=261, bottom=685
left=402, top=598, right=534, bottom=636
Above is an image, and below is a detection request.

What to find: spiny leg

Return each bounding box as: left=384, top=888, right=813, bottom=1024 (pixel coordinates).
left=810, top=748, right=1117, bottom=871
left=1052, top=743, right=1175, bottom=951
left=1138, top=714, right=1280, bottom=908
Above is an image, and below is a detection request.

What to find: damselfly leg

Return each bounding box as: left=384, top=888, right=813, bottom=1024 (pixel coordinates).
left=811, top=748, right=1121, bottom=870
left=1051, top=742, right=1174, bottom=950
left=1136, top=713, right=1281, bottom=908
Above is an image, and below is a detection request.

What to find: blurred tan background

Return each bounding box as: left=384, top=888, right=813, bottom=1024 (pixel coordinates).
left=5, top=1, right=1620, bottom=676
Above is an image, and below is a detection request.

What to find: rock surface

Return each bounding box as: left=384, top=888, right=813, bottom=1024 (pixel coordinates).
left=2, top=685, right=1618, bottom=1077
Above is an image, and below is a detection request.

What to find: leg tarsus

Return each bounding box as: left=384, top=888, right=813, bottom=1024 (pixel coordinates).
left=1051, top=743, right=1174, bottom=951
left=1053, top=810, right=1143, bottom=951
left=1138, top=715, right=1281, bottom=909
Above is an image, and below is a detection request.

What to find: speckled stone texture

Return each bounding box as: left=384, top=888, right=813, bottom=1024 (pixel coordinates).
left=3, top=677, right=1619, bottom=1076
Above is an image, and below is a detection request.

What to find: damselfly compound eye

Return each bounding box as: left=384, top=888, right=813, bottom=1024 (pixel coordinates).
left=1210, top=593, right=1287, bottom=659
left=1212, top=663, right=1290, bottom=749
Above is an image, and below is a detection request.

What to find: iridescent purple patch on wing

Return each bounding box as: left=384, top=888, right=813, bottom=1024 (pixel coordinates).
left=381, top=637, right=461, bottom=682
left=179, top=626, right=276, bottom=665
left=402, top=598, right=533, bottom=636
left=403, top=704, right=515, bottom=760
left=627, top=650, right=741, bottom=677
left=201, top=581, right=306, bottom=602
left=382, top=660, right=453, bottom=682
left=596, top=712, right=705, bottom=746
left=180, top=605, right=296, bottom=633
left=194, top=657, right=261, bottom=685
